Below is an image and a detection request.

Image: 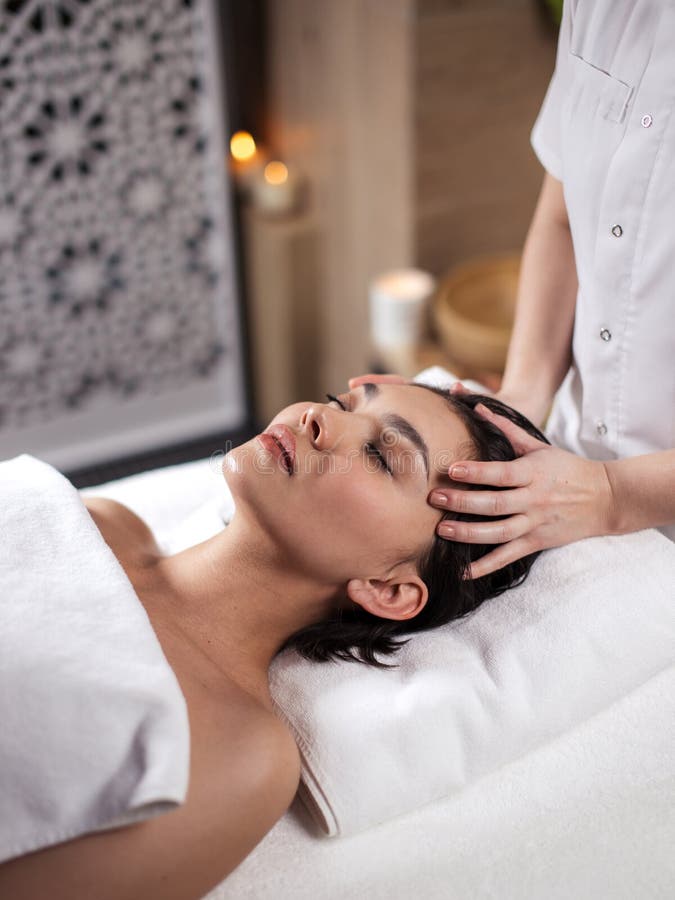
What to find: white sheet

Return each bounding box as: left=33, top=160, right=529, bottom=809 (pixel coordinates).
left=0, top=454, right=190, bottom=864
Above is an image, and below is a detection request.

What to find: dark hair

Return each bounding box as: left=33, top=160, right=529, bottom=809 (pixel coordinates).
left=278, top=385, right=550, bottom=668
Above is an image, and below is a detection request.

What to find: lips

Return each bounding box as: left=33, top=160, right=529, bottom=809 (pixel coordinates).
left=258, top=423, right=296, bottom=475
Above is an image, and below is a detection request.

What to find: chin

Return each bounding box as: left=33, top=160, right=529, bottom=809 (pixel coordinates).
left=222, top=440, right=255, bottom=486
left=221, top=437, right=285, bottom=506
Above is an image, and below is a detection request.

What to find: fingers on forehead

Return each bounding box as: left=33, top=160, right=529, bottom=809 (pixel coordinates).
left=463, top=458, right=527, bottom=487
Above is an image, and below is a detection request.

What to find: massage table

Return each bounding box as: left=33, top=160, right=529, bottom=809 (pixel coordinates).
left=79, top=445, right=675, bottom=900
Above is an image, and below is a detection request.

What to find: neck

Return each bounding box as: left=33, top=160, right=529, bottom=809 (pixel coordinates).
left=152, top=514, right=339, bottom=707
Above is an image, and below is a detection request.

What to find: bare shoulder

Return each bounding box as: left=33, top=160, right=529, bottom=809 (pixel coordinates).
left=199, top=686, right=301, bottom=808
left=245, top=707, right=300, bottom=796
left=83, top=495, right=161, bottom=556
left=0, top=693, right=301, bottom=900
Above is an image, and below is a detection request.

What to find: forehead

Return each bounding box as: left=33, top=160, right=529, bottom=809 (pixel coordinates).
left=366, top=383, right=473, bottom=479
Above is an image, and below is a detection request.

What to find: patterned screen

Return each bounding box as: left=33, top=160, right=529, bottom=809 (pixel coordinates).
left=0, top=0, right=247, bottom=470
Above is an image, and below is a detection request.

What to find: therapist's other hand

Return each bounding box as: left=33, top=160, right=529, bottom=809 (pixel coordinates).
left=348, top=373, right=408, bottom=390
left=430, top=402, right=615, bottom=580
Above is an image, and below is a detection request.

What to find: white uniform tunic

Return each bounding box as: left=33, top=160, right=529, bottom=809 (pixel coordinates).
left=531, top=0, right=675, bottom=539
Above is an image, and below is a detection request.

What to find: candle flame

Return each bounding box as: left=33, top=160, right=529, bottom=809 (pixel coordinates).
left=230, top=131, right=257, bottom=162
left=264, top=161, right=288, bottom=185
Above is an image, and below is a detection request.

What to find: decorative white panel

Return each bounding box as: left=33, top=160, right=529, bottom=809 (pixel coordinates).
left=0, top=0, right=247, bottom=470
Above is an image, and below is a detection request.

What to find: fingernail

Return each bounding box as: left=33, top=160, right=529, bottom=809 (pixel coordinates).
left=430, top=491, right=447, bottom=506
left=438, top=523, right=455, bottom=537
left=450, top=465, right=467, bottom=478
left=475, top=403, right=491, bottom=416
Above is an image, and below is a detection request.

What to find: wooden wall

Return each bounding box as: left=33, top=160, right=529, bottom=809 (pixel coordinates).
left=415, top=0, right=558, bottom=272
left=264, top=0, right=557, bottom=394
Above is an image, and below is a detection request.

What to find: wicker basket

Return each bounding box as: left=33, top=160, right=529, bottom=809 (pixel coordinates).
left=432, top=253, right=520, bottom=373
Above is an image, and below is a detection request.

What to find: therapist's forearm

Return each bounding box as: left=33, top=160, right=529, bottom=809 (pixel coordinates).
left=604, top=449, right=675, bottom=536
left=500, top=174, right=578, bottom=426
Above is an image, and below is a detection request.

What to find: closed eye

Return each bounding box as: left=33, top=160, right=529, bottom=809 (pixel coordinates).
left=365, top=441, right=392, bottom=475
left=325, top=392, right=347, bottom=411
left=325, top=392, right=392, bottom=475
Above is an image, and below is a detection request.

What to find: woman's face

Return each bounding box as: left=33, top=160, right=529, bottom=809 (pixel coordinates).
left=224, top=383, right=473, bottom=586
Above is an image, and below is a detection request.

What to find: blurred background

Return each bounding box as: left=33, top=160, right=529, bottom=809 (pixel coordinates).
left=0, top=0, right=561, bottom=485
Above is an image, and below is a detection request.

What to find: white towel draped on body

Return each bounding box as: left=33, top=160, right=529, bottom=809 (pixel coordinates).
left=0, top=454, right=190, bottom=864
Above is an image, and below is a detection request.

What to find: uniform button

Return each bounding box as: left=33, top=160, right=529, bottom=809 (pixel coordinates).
left=596, top=421, right=608, bottom=437
left=600, top=327, right=612, bottom=342
left=611, top=224, right=623, bottom=237
left=641, top=114, right=653, bottom=128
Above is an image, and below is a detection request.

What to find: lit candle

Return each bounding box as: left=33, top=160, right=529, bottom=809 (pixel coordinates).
left=250, top=160, right=303, bottom=217
left=229, top=130, right=266, bottom=193
left=369, top=268, right=436, bottom=375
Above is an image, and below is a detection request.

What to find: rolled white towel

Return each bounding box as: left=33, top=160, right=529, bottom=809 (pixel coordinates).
left=269, top=528, right=675, bottom=836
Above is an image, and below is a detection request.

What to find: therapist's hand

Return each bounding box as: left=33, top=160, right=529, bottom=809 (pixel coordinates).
left=430, top=401, right=616, bottom=580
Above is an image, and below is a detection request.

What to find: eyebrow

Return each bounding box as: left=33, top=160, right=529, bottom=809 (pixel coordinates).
left=360, top=382, right=430, bottom=479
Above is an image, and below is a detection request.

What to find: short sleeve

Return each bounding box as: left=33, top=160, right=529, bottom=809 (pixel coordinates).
left=530, top=0, right=574, bottom=181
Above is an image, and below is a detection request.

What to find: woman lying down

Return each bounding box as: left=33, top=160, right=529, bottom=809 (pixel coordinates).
left=0, top=381, right=548, bottom=899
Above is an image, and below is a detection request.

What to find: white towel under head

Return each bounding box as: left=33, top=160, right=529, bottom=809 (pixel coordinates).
left=270, top=521, right=675, bottom=838
left=0, top=454, right=190, bottom=864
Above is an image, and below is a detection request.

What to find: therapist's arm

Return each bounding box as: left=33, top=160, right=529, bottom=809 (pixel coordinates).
left=604, top=451, right=675, bottom=536
left=497, top=171, right=578, bottom=427
left=432, top=403, right=675, bottom=580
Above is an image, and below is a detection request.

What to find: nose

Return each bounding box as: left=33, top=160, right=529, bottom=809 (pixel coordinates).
left=300, top=404, right=338, bottom=451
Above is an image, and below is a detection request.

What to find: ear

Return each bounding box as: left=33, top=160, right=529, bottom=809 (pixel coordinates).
left=346, top=571, right=428, bottom=622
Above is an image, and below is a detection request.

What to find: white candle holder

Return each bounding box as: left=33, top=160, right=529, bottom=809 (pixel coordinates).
left=369, top=268, right=436, bottom=375
left=251, top=160, right=304, bottom=217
